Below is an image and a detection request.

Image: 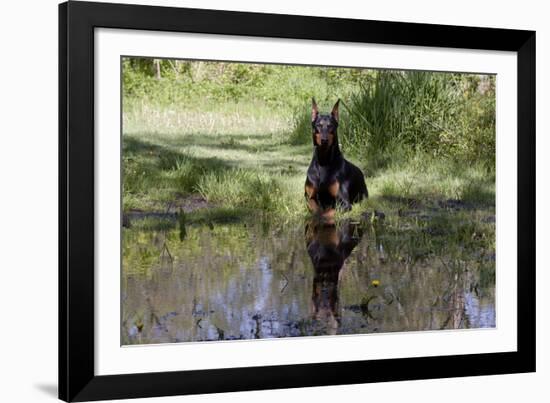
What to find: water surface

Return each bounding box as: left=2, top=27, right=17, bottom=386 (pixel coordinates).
left=122, top=213, right=495, bottom=345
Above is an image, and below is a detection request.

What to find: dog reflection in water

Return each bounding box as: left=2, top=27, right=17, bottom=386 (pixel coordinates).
left=305, top=218, right=364, bottom=334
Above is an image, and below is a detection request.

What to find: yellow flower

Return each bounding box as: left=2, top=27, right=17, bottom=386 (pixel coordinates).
left=371, top=280, right=380, bottom=287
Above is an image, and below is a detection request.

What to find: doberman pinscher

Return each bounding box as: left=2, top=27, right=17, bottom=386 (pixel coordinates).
left=304, top=98, right=368, bottom=217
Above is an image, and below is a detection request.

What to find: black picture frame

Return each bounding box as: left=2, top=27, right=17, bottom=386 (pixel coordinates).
left=59, top=1, right=536, bottom=401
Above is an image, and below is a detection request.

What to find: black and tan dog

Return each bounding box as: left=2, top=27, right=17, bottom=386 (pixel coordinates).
left=305, top=98, right=368, bottom=218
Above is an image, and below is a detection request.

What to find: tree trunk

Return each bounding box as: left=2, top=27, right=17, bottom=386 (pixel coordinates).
left=154, top=59, right=161, bottom=80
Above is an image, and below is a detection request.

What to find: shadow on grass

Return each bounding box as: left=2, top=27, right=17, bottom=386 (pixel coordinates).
left=141, top=131, right=313, bottom=157
left=123, top=133, right=311, bottom=214
left=125, top=206, right=259, bottom=231
left=254, top=159, right=307, bottom=172
left=124, top=136, right=234, bottom=172
left=149, top=131, right=272, bottom=147
left=377, top=190, right=495, bottom=210
left=123, top=136, right=237, bottom=209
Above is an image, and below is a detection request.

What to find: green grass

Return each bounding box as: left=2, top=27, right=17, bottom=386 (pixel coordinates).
left=290, top=71, right=495, bottom=173
left=365, top=154, right=495, bottom=204
left=123, top=100, right=312, bottom=222
left=123, top=61, right=495, bottom=236
left=123, top=58, right=370, bottom=111
left=123, top=100, right=495, bottom=231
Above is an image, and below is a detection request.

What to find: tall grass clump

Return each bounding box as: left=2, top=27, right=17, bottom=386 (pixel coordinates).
left=288, top=107, right=313, bottom=145
left=289, top=70, right=495, bottom=174
left=196, top=169, right=305, bottom=217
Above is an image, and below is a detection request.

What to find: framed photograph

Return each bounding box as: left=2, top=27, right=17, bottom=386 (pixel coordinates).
left=59, top=1, right=535, bottom=401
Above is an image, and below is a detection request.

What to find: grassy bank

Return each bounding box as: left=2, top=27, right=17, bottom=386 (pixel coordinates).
left=123, top=100, right=310, bottom=221
left=122, top=60, right=495, bottom=229
left=123, top=101, right=494, bottom=225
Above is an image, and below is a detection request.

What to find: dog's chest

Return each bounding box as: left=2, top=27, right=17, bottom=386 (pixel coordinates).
left=316, top=165, right=340, bottom=189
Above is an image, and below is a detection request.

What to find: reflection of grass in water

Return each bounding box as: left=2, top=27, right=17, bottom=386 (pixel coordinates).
left=122, top=212, right=496, bottom=343
left=130, top=216, right=176, bottom=231
left=186, top=206, right=252, bottom=224
left=124, top=202, right=495, bottom=280
left=122, top=222, right=269, bottom=278
left=379, top=209, right=494, bottom=263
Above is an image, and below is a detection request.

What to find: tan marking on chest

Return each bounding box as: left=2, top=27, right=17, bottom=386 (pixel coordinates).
left=328, top=181, right=340, bottom=197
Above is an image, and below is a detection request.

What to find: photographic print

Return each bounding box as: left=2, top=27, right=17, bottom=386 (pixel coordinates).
left=59, top=4, right=535, bottom=399
left=121, top=58, right=496, bottom=345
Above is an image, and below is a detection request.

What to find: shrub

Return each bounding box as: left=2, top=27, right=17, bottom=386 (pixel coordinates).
left=289, top=70, right=495, bottom=172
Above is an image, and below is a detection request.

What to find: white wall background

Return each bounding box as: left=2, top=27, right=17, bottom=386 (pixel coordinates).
left=0, top=0, right=546, bottom=402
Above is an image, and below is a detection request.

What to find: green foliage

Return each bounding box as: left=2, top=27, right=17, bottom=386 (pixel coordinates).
left=122, top=57, right=496, bottom=223
left=121, top=101, right=311, bottom=217
left=122, top=57, right=370, bottom=112
left=197, top=169, right=282, bottom=212
left=367, top=154, right=495, bottom=204
left=121, top=58, right=496, bottom=344
left=290, top=70, right=495, bottom=173
left=288, top=107, right=313, bottom=145
left=122, top=136, right=227, bottom=211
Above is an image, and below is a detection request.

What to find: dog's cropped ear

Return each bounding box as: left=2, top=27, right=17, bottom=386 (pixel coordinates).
left=312, top=98, right=319, bottom=123
left=331, top=99, right=340, bottom=122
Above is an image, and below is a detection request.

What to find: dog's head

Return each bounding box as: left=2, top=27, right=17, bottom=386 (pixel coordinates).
left=311, top=98, right=339, bottom=148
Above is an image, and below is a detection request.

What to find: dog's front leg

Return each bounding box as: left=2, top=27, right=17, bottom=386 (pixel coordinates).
left=336, top=185, right=352, bottom=211
left=305, top=182, right=320, bottom=213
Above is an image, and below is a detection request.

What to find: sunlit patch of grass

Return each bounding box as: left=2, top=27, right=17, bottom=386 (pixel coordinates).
left=196, top=169, right=307, bottom=219
left=332, top=155, right=494, bottom=228
left=124, top=100, right=292, bottom=140
left=123, top=101, right=313, bottom=218
left=363, top=156, right=495, bottom=206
